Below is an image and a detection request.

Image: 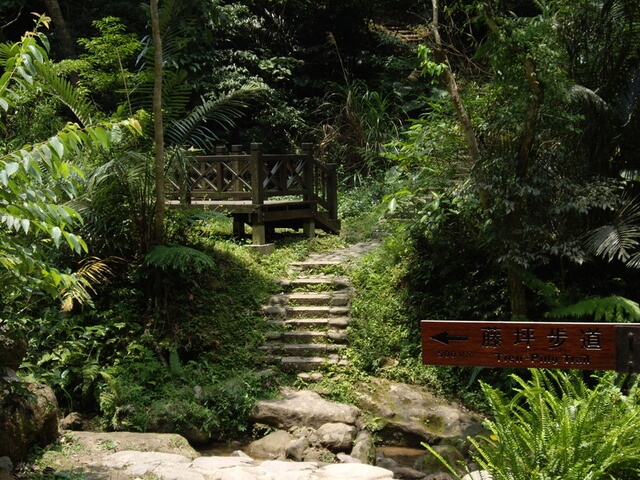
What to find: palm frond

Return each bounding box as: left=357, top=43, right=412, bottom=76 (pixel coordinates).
left=165, top=83, right=264, bottom=149
left=129, top=69, right=191, bottom=120
left=32, top=61, right=96, bottom=126
left=584, top=196, right=640, bottom=263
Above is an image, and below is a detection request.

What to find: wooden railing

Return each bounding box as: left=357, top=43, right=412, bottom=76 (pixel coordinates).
left=167, top=142, right=338, bottom=219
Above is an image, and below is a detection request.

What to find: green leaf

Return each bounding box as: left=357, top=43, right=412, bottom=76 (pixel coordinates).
left=49, top=136, right=64, bottom=158
left=50, top=226, right=62, bottom=247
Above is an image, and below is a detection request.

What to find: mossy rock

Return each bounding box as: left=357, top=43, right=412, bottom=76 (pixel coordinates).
left=414, top=444, right=466, bottom=475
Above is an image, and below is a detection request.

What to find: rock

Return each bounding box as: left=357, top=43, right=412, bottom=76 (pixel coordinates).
left=246, top=429, right=294, bottom=459
left=231, top=450, right=252, bottom=458
left=0, top=382, right=59, bottom=462
left=250, top=390, right=362, bottom=430
left=59, top=412, right=83, bottom=431
left=103, top=450, right=192, bottom=470
left=337, top=453, right=361, bottom=463
left=286, top=435, right=309, bottom=461
left=353, top=378, right=485, bottom=447
left=290, top=425, right=319, bottom=444
left=414, top=445, right=466, bottom=476
left=462, top=471, right=493, bottom=480
left=392, top=466, right=429, bottom=479
left=425, top=473, right=456, bottom=480
left=69, top=431, right=199, bottom=459
left=316, top=422, right=357, bottom=452
left=1, top=369, right=19, bottom=383
left=316, top=463, right=394, bottom=479
left=376, top=455, right=398, bottom=471
left=0, top=458, right=12, bottom=473
left=0, top=472, right=14, bottom=480
left=350, top=430, right=376, bottom=464
left=0, top=324, right=27, bottom=371
left=302, top=446, right=336, bottom=463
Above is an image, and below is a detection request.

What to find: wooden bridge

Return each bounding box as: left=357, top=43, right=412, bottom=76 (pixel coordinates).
left=167, top=143, right=340, bottom=245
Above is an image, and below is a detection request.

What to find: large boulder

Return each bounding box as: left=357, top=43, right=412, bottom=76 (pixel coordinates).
left=352, top=378, right=486, bottom=448
left=0, top=382, right=59, bottom=462
left=0, top=324, right=27, bottom=371
left=317, top=422, right=357, bottom=452
left=249, top=389, right=363, bottom=429
left=246, top=430, right=295, bottom=459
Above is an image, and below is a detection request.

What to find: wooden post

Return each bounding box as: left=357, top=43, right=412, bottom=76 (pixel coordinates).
left=232, top=215, right=244, bottom=239
left=326, top=163, right=338, bottom=220
left=231, top=144, right=242, bottom=193
left=250, top=143, right=266, bottom=244
left=251, top=214, right=266, bottom=245
left=302, top=143, right=316, bottom=238
left=251, top=143, right=264, bottom=205
left=215, top=146, right=226, bottom=192
left=302, top=143, right=314, bottom=202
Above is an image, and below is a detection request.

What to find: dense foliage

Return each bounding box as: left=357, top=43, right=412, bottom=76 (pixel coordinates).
left=3, top=2, right=640, bottom=477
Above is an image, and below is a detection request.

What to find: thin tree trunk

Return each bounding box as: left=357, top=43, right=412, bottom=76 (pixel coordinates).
left=429, top=0, right=489, bottom=209
left=43, top=0, right=77, bottom=59
left=150, top=0, right=165, bottom=246
left=505, top=58, right=545, bottom=321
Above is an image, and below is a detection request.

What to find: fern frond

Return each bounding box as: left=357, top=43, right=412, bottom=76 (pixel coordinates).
left=143, top=244, right=215, bottom=274
left=169, top=349, right=183, bottom=378
left=549, top=295, right=640, bottom=322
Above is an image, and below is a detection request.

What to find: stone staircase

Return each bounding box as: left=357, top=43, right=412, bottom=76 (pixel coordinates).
left=260, top=242, right=379, bottom=380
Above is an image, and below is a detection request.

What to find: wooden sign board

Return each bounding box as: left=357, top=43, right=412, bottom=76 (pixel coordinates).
left=421, top=321, right=640, bottom=373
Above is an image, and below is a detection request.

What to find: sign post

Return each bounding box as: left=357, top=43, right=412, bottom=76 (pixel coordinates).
left=421, top=321, right=640, bottom=373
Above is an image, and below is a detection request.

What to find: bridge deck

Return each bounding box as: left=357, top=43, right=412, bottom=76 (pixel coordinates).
left=166, top=143, right=339, bottom=244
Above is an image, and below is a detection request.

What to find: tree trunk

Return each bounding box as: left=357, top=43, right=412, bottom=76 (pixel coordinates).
left=505, top=58, right=545, bottom=321
left=150, top=0, right=165, bottom=247
left=429, top=0, right=489, bottom=209
left=43, top=0, right=77, bottom=59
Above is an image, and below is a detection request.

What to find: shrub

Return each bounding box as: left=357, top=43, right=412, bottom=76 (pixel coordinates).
left=428, top=369, right=640, bottom=479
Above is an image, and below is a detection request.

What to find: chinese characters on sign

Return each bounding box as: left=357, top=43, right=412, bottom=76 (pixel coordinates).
left=421, top=321, right=628, bottom=371
left=478, top=325, right=602, bottom=366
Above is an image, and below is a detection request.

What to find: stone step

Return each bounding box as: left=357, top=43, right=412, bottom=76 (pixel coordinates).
left=268, top=292, right=351, bottom=307
left=279, top=276, right=351, bottom=291
left=287, top=306, right=350, bottom=319
left=290, top=260, right=343, bottom=270
left=267, top=317, right=351, bottom=329
left=279, top=356, right=348, bottom=371
left=263, top=305, right=350, bottom=319
left=263, top=331, right=349, bottom=344
left=260, top=343, right=347, bottom=355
